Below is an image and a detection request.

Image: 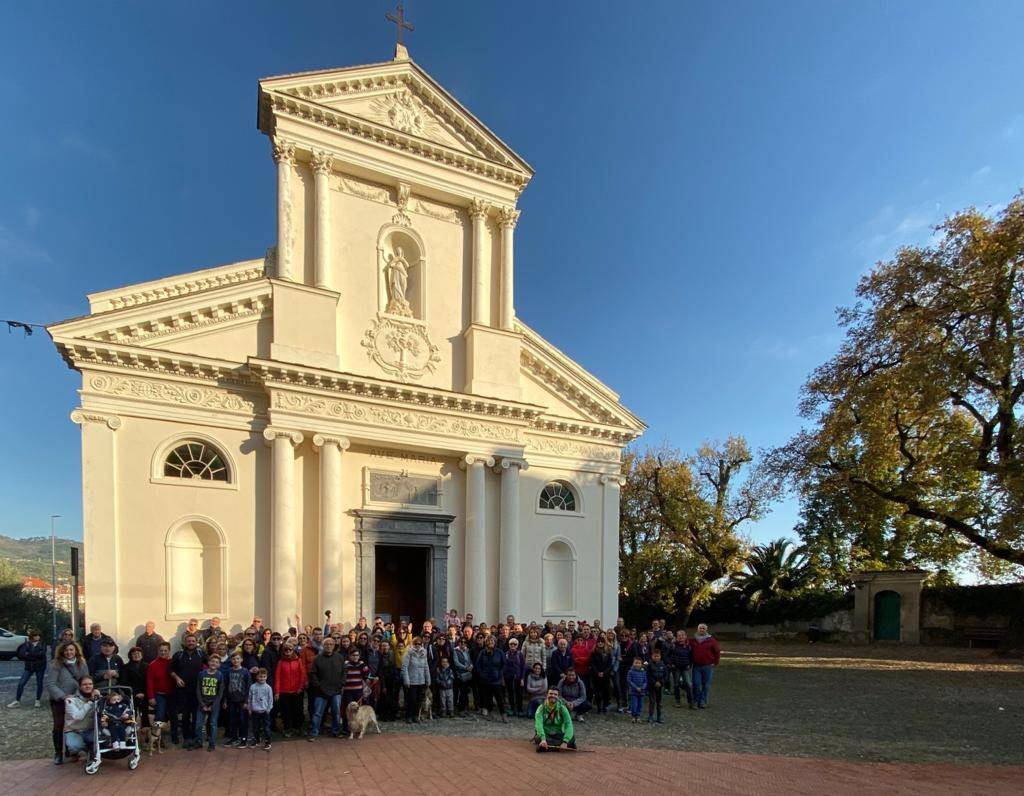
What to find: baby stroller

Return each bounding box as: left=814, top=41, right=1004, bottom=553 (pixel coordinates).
left=83, top=685, right=141, bottom=775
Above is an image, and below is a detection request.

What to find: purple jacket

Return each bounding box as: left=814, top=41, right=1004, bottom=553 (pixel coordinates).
left=502, top=649, right=526, bottom=680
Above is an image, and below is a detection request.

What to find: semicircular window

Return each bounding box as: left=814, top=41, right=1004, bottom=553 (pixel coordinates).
left=539, top=481, right=577, bottom=512
left=164, top=441, right=229, bottom=482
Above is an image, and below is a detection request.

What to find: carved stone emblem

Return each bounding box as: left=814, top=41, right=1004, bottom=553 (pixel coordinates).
left=361, top=314, right=441, bottom=382
left=370, top=91, right=441, bottom=142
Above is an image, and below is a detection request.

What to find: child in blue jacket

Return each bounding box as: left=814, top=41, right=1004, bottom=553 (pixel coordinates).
left=626, top=657, right=647, bottom=723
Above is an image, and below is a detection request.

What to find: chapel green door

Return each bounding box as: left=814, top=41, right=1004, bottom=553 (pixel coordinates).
left=874, top=590, right=901, bottom=641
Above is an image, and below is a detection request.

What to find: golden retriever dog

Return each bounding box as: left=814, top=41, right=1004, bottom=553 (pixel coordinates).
left=140, top=720, right=167, bottom=756
left=346, top=701, right=382, bottom=739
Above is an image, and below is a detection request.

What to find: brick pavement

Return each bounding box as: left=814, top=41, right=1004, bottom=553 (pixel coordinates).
left=1, top=734, right=1021, bottom=795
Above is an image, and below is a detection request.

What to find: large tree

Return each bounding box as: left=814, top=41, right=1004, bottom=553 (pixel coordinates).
left=774, top=195, right=1024, bottom=568
left=620, top=439, right=776, bottom=623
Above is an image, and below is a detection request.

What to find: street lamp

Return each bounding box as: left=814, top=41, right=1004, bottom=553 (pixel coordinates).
left=50, top=514, right=61, bottom=645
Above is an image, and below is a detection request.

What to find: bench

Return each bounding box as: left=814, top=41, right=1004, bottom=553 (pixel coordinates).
left=965, top=627, right=1006, bottom=648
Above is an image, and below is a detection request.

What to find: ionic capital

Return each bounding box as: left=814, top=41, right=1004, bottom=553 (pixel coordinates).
left=263, top=426, right=304, bottom=446
left=310, top=149, right=334, bottom=176
left=600, top=474, right=626, bottom=487
left=312, top=433, right=351, bottom=452
left=468, top=198, right=490, bottom=220
left=460, top=453, right=495, bottom=469
left=495, top=456, right=528, bottom=473
left=70, top=410, right=122, bottom=431
left=271, top=137, right=296, bottom=166
left=497, top=206, right=520, bottom=230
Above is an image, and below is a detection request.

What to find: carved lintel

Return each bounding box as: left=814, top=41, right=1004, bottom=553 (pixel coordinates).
left=70, top=410, right=122, bottom=431
left=263, top=427, right=304, bottom=446
left=312, top=433, right=351, bottom=452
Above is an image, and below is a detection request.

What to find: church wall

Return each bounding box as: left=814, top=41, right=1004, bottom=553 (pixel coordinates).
left=105, top=416, right=266, bottom=647
left=159, top=317, right=273, bottom=361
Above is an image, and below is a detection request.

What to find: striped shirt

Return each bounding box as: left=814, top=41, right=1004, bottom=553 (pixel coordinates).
left=343, top=660, right=369, bottom=693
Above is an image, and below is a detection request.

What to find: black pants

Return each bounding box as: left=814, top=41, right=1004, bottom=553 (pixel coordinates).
left=454, top=677, right=470, bottom=712
left=405, top=684, right=425, bottom=720
left=177, top=690, right=199, bottom=741
left=592, top=672, right=611, bottom=712
left=504, top=676, right=523, bottom=714
left=482, top=682, right=505, bottom=714
left=50, top=700, right=64, bottom=756
left=647, top=685, right=663, bottom=718
left=279, top=693, right=303, bottom=732
left=617, top=667, right=630, bottom=708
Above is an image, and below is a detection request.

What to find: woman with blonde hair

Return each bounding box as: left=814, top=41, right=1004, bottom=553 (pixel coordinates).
left=43, top=642, right=89, bottom=765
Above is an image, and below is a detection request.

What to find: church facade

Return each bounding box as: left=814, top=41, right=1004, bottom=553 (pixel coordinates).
left=49, top=48, right=644, bottom=646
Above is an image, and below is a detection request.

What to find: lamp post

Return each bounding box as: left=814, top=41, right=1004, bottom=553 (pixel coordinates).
left=50, top=514, right=61, bottom=646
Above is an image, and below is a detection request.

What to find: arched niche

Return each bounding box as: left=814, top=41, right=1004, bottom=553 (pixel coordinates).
left=541, top=537, right=577, bottom=617
left=164, top=516, right=227, bottom=619
left=377, top=224, right=427, bottom=321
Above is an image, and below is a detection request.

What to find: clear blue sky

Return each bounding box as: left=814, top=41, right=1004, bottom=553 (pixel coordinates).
left=1, top=1, right=1022, bottom=544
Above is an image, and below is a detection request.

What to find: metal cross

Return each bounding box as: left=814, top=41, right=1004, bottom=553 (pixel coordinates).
left=385, top=2, right=414, bottom=46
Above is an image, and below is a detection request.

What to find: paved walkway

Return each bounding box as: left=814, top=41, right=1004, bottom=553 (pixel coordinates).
left=2, top=734, right=1021, bottom=795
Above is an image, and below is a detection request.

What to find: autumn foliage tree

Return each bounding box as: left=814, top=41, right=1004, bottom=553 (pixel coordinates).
left=774, top=194, right=1024, bottom=573
left=620, top=439, right=776, bottom=624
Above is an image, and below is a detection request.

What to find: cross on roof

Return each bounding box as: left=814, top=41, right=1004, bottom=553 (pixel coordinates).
left=385, top=2, right=414, bottom=46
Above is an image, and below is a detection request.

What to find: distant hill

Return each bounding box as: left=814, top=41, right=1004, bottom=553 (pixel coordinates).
left=0, top=535, right=84, bottom=583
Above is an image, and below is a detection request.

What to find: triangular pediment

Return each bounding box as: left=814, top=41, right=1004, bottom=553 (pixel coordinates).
left=258, top=58, right=533, bottom=179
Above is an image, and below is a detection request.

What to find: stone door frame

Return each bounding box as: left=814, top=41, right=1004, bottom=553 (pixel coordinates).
left=351, top=509, right=455, bottom=624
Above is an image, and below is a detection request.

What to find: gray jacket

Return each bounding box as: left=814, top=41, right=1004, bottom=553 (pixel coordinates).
left=401, top=647, right=431, bottom=687
left=558, top=677, right=587, bottom=709
left=44, top=659, right=90, bottom=702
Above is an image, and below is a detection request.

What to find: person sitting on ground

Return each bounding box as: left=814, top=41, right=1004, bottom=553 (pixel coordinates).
left=64, top=675, right=101, bottom=762
left=557, top=669, right=591, bottom=721
left=525, top=662, right=548, bottom=718
left=533, top=687, right=576, bottom=752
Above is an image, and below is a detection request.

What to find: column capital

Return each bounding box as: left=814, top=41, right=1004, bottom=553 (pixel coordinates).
left=600, top=474, right=626, bottom=487
left=497, top=206, right=520, bottom=229
left=71, top=410, right=122, bottom=430
left=310, top=149, right=334, bottom=176
left=495, top=456, right=528, bottom=473
left=460, top=453, right=495, bottom=469
left=271, top=136, right=296, bottom=165
left=468, top=198, right=490, bottom=220
left=312, top=433, right=351, bottom=451
left=263, top=427, right=304, bottom=446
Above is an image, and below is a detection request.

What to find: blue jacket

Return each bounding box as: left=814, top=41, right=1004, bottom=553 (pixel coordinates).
left=88, top=652, right=124, bottom=686
left=627, top=666, right=648, bottom=695
left=502, top=649, right=526, bottom=681
left=475, top=647, right=506, bottom=685
left=550, top=649, right=574, bottom=681
left=667, top=641, right=693, bottom=670
left=17, top=640, right=47, bottom=673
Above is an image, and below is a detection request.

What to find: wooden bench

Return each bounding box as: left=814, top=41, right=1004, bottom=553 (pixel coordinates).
left=965, top=627, right=1006, bottom=648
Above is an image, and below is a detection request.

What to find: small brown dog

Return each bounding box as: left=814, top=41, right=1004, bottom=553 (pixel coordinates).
left=346, top=700, right=382, bottom=739
left=140, top=720, right=167, bottom=756
left=417, top=692, right=434, bottom=722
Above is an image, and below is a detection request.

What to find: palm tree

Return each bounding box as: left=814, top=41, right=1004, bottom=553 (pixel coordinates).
left=731, top=538, right=809, bottom=606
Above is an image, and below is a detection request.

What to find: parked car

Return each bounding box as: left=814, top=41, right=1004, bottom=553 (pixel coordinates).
left=0, top=628, right=28, bottom=660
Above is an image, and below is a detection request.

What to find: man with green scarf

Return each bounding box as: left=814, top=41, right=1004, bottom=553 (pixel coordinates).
left=533, top=687, right=577, bottom=752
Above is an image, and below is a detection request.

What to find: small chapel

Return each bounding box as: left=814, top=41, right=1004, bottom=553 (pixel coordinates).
left=48, top=37, right=645, bottom=645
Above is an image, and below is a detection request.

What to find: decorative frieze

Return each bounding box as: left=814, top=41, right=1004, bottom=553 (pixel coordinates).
left=88, top=375, right=258, bottom=414
left=523, top=432, right=621, bottom=462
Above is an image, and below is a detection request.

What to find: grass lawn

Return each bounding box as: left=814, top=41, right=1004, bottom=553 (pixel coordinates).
left=2, top=642, right=1021, bottom=764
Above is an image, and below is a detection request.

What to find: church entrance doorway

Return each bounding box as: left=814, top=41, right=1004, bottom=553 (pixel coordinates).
left=374, top=545, right=429, bottom=628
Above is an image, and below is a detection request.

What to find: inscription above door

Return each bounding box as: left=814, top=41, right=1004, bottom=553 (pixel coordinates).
left=363, top=467, right=442, bottom=511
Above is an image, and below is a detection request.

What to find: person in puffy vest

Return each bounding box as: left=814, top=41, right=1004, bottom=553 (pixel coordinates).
left=646, top=648, right=669, bottom=724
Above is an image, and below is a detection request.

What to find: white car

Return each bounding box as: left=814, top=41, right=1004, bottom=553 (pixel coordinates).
left=0, top=628, right=28, bottom=660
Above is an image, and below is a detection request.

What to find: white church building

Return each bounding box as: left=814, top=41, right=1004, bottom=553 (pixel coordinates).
left=49, top=46, right=644, bottom=646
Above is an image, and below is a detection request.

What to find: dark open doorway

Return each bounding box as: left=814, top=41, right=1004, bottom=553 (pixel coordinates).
left=374, top=545, right=429, bottom=628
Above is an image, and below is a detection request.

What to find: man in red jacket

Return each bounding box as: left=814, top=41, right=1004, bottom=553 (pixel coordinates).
left=689, top=623, right=721, bottom=709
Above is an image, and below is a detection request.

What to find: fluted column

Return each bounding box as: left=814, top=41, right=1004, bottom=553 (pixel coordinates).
left=272, top=137, right=296, bottom=281
left=497, top=457, right=528, bottom=621
left=600, top=474, right=625, bottom=628
left=469, top=199, right=490, bottom=326
left=311, top=150, right=333, bottom=289
left=264, top=427, right=303, bottom=630
left=497, top=207, right=520, bottom=331
left=313, top=434, right=349, bottom=619
left=461, top=453, right=494, bottom=620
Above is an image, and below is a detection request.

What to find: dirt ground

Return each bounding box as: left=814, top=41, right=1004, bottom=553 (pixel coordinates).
left=2, top=641, right=1021, bottom=765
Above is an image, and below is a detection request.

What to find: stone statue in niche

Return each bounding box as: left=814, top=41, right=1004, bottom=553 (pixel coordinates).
left=384, top=247, right=413, bottom=317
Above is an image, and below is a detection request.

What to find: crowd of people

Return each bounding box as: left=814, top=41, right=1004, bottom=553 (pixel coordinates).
left=6, top=611, right=721, bottom=762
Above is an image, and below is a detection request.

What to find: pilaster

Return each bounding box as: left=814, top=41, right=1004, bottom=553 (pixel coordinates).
left=469, top=198, right=490, bottom=326
left=461, top=453, right=494, bottom=621
left=264, top=426, right=303, bottom=630
left=496, top=456, right=528, bottom=621
left=311, top=150, right=334, bottom=290
left=600, top=474, right=625, bottom=628
left=272, top=137, right=296, bottom=281
left=313, top=433, right=350, bottom=621
left=497, top=206, right=519, bottom=332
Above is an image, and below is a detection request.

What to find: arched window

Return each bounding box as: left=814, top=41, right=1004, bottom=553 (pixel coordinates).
left=539, top=481, right=578, bottom=512
left=542, top=539, right=577, bottom=616
left=164, top=440, right=230, bottom=482
left=165, top=517, right=226, bottom=617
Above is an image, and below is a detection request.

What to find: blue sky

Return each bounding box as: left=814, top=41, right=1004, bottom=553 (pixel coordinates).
left=1, top=1, right=1022, bottom=545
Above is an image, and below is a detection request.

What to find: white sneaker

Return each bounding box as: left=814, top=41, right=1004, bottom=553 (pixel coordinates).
left=34, top=700, right=41, bottom=708
left=6, top=701, right=19, bottom=708
left=481, top=708, right=488, bottom=717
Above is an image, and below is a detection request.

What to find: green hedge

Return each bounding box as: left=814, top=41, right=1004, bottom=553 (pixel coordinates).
left=620, top=589, right=853, bottom=629
left=922, top=584, right=1024, bottom=617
